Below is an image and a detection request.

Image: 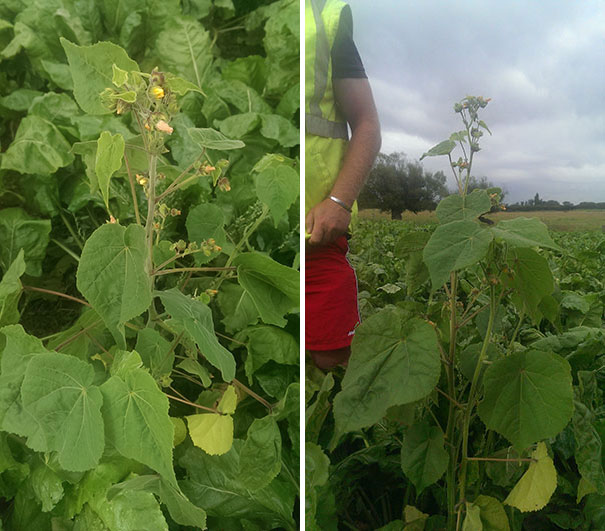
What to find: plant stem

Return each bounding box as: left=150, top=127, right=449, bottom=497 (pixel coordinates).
left=155, top=153, right=205, bottom=203
left=22, top=286, right=91, bottom=307
left=58, top=210, right=84, bottom=250
left=457, top=285, right=496, bottom=520
left=50, top=239, right=80, bottom=262
left=507, top=309, right=525, bottom=355
left=445, top=271, right=459, bottom=531
left=165, top=392, right=219, bottom=414
left=144, top=151, right=158, bottom=324
left=124, top=151, right=142, bottom=225
left=467, top=457, right=534, bottom=462
left=214, top=205, right=270, bottom=290
left=152, top=266, right=236, bottom=276
left=232, top=378, right=273, bottom=412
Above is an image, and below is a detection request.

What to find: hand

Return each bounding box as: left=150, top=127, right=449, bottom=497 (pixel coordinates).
left=305, top=197, right=351, bottom=246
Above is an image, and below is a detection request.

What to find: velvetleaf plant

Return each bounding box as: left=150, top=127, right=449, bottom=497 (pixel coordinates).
left=0, top=1, right=300, bottom=528
left=306, top=96, right=598, bottom=530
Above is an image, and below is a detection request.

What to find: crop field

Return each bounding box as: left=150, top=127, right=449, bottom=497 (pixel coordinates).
left=307, top=97, right=605, bottom=531
left=306, top=217, right=605, bottom=530
left=0, top=1, right=299, bottom=529
left=360, top=208, right=605, bottom=232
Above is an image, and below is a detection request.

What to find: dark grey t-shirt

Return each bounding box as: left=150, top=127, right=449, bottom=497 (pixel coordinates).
left=332, top=5, right=367, bottom=79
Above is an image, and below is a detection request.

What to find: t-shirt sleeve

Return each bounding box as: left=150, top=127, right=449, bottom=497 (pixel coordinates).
left=331, top=5, right=367, bottom=79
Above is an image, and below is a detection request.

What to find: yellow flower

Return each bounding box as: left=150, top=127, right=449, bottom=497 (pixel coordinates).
left=151, top=86, right=165, bottom=99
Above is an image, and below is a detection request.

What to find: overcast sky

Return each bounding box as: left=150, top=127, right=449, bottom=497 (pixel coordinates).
left=346, top=0, right=605, bottom=204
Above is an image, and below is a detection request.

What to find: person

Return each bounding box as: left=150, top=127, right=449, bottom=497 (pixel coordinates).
left=305, top=0, right=381, bottom=369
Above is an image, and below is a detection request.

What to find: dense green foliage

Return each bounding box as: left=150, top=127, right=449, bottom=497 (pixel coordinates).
left=0, top=1, right=299, bottom=529
left=307, top=98, right=605, bottom=530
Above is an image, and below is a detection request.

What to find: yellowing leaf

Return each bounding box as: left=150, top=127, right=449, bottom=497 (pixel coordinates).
left=218, top=385, right=237, bottom=414
left=187, top=413, right=233, bottom=455
left=504, top=442, right=557, bottom=512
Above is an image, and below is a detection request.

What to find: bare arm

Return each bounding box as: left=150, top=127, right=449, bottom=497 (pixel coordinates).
left=306, top=77, right=381, bottom=246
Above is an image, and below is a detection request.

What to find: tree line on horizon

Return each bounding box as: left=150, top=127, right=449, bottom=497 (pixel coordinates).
left=358, top=152, right=605, bottom=218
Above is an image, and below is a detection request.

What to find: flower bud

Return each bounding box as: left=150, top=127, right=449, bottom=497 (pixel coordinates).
left=155, top=120, right=173, bottom=134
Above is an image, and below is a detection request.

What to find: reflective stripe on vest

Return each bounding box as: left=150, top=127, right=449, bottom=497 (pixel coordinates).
left=306, top=0, right=348, bottom=140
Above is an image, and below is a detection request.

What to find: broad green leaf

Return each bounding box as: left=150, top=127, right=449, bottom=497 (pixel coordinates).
left=185, top=203, right=226, bottom=265
left=420, top=139, right=456, bottom=160
left=436, top=189, right=492, bottom=224
left=403, top=505, right=429, bottom=529
left=233, top=252, right=299, bottom=327
left=478, top=350, right=573, bottom=450
left=30, top=464, right=65, bottom=512
left=157, top=288, right=235, bottom=381
left=504, top=248, right=554, bottom=324
left=187, top=413, right=233, bottom=456
left=179, top=441, right=296, bottom=529
left=400, top=421, right=448, bottom=493
left=40, top=59, right=74, bottom=90
left=0, top=208, right=51, bottom=277
left=578, top=477, right=598, bottom=503
left=0, top=325, right=49, bottom=432
left=241, top=325, right=298, bottom=384
left=423, top=220, right=493, bottom=289
left=504, top=442, right=557, bottom=512
left=21, top=352, right=104, bottom=471
left=462, top=502, right=482, bottom=531
left=165, top=74, right=204, bottom=95
left=89, top=488, right=168, bottom=531
left=491, top=217, right=561, bottom=251
left=1, top=115, right=74, bottom=175
left=134, top=328, right=174, bottom=381
left=217, top=112, right=261, bottom=138
left=107, top=475, right=207, bottom=529
left=172, top=417, right=187, bottom=446
left=259, top=114, right=299, bottom=147
left=0, top=249, right=25, bottom=327
left=0, top=88, right=43, bottom=111
left=254, top=165, right=299, bottom=227
left=28, top=92, right=81, bottom=132
left=239, top=416, right=282, bottom=490
left=155, top=16, right=213, bottom=89
left=177, top=358, right=211, bottom=387
left=306, top=373, right=334, bottom=445
left=222, top=54, right=266, bottom=92
left=76, top=223, right=151, bottom=348
left=572, top=397, right=605, bottom=494
left=471, top=495, right=510, bottom=531
left=60, top=38, right=140, bottom=115
left=188, top=127, right=245, bottom=151
left=217, top=282, right=259, bottom=333
left=100, top=367, right=176, bottom=485
left=305, top=441, right=329, bottom=489
left=333, top=309, right=440, bottom=434
left=208, top=79, right=272, bottom=114
left=95, top=131, right=125, bottom=209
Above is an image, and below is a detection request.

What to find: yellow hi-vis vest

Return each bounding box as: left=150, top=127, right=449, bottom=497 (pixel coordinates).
left=305, top=0, right=349, bottom=216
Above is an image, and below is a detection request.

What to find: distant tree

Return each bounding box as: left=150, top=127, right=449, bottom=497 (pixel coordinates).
left=359, top=152, right=448, bottom=219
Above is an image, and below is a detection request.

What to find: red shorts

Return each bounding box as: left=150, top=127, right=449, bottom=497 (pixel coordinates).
left=305, top=235, right=360, bottom=351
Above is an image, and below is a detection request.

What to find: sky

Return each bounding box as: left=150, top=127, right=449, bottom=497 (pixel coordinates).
left=346, top=0, right=605, bottom=204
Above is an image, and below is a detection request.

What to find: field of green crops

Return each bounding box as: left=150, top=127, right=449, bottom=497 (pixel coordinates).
left=0, top=1, right=299, bottom=529
left=306, top=216, right=605, bottom=530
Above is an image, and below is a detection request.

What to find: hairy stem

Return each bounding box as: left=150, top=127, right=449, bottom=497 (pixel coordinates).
left=457, top=285, right=496, bottom=521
